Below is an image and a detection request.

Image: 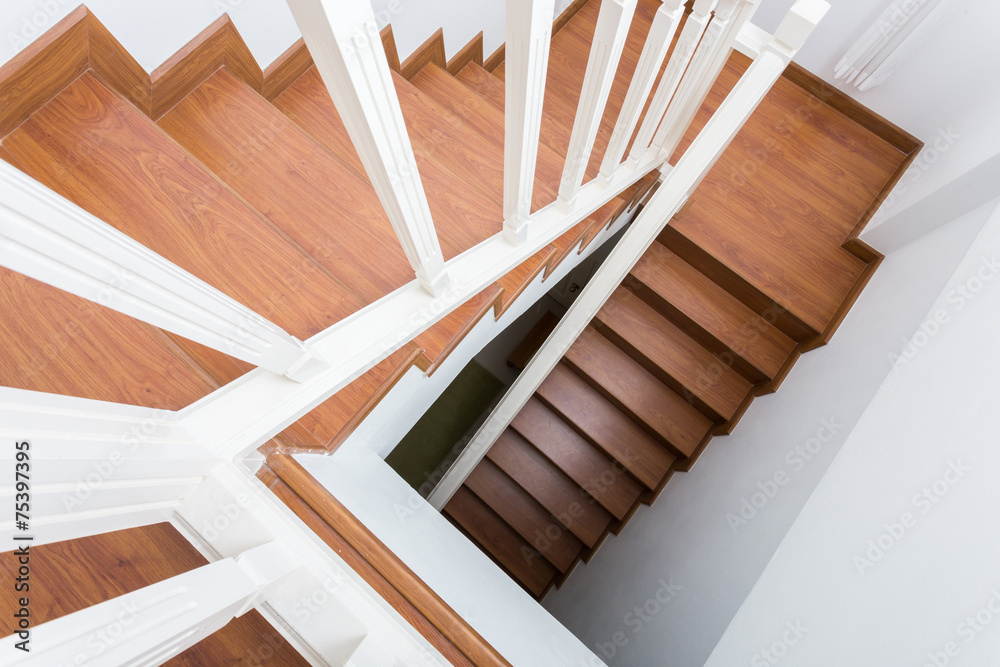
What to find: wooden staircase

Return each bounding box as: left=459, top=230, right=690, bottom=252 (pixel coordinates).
left=441, top=49, right=919, bottom=599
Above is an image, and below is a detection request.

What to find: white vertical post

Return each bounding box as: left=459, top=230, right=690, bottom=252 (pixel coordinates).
left=429, top=0, right=830, bottom=510
left=652, top=0, right=762, bottom=160
left=599, top=0, right=685, bottom=184
left=3, top=541, right=296, bottom=665
left=628, top=0, right=715, bottom=166
left=284, top=0, right=452, bottom=296
left=0, top=162, right=325, bottom=382
left=557, top=0, right=639, bottom=210
left=0, top=388, right=221, bottom=547
left=503, top=0, right=554, bottom=245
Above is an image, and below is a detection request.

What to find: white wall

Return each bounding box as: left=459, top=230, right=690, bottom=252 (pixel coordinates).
left=704, top=200, right=1000, bottom=667
left=541, top=198, right=997, bottom=666
left=0, top=0, right=569, bottom=71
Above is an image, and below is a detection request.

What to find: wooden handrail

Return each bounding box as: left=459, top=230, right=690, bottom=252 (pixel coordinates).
left=266, top=451, right=512, bottom=667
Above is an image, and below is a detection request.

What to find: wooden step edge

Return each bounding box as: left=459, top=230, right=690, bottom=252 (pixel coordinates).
left=668, top=430, right=715, bottom=475
left=483, top=0, right=591, bottom=73
left=447, top=31, right=484, bottom=75
left=263, top=38, right=311, bottom=101
left=267, top=451, right=512, bottom=667
left=401, top=28, right=447, bottom=80
left=498, top=247, right=559, bottom=318
left=418, top=284, right=505, bottom=376
left=149, top=14, right=262, bottom=120
left=800, top=252, right=885, bottom=353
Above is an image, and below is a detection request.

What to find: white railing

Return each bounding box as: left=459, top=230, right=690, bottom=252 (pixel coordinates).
left=429, top=0, right=830, bottom=510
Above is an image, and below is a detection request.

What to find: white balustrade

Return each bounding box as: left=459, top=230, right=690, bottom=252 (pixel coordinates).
left=284, top=0, right=453, bottom=296
left=557, top=0, right=639, bottom=209
left=0, top=162, right=325, bottom=382
left=503, top=0, right=555, bottom=244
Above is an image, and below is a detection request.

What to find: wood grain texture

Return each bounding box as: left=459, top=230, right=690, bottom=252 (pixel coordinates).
left=86, top=10, right=151, bottom=114
left=463, top=459, right=584, bottom=573
left=445, top=487, right=557, bottom=598
left=564, top=327, right=712, bottom=458
left=487, top=430, right=612, bottom=547
left=511, top=398, right=642, bottom=519
left=381, top=25, right=402, bottom=73
left=447, top=31, right=484, bottom=75
left=401, top=28, right=447, bottom=80
left=455, top=62, right=504, bottom=110
left=263, top=38, right=312, bottom=100
left=0, top=5, right=88, bottom=139
left=268, top=452, right=511, bottom=666
left=0, top=524, right=308, bottom=666
left=6, top=73, right=361, bottom=344
left=496, top=247, right=557, bottom=316
left=158, top=68, right=412, bottom=304
left=413, top=284, right=503, bottom=373
left=537, top=363, right=676, bottom=490
left=595, top=286, right=752, bottom=422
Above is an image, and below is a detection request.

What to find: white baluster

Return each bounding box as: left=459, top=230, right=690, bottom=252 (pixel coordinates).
left=599, top=0, right=685, bottom=184
left=652, top=0, right=762, bottom=160
left=628, top=0, right=715, bottom=165
left=429, top=0, right=830, bottom=510
left=557, top=0, right=639, bottom=210
left=2, top=541, right=295, bottom=665
left=503, top=0, right=554, bottom=245
left=0, top=162, right=325, bottom=382
left=284, top=0, right=452, bottom=296
left=0, top=388, right=220, bottom=546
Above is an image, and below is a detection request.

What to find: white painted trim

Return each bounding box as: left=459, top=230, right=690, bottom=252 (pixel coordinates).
left=428, top=0, right=830, bottom=510
left=0, top=162, right=323, bottom=381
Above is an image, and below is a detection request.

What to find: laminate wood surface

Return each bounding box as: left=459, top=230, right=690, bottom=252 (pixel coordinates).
left=447, top=32, right=484, bottom=75
left=401, top=28, right=447, bottom=80
left=0, top=523, right=308, bottom=666
left=445, top=487, right=556, bottom=597
left=596, top=286, right=752, bottom=421
left=87, top=10, right=151, bottom=114
left=564, top=326, right=712, bottom=458
left=263, top=38, right=311, bottom=100
left=537, top=362, right=675, bottom=490
left=487, top=430, right=611, bottom=547
left=455, top=62, right=505, bottom=111
left=463, top=459, right=583, bottom=573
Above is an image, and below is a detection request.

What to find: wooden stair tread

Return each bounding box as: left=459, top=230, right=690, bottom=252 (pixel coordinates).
left=413, top=284, right=502, bottom=371
left=464, top=459, right=583, bottom=573
left=157, top=68, right=413, bottom=304
left=628, top=241, right=795, bottom=382
left=0, top=268, right=216, bottom=410
left=511, top=397, right=642, bottom=520
left=596, top=286, right=752, bottom=421
left=3, top=72, right=359, bottom=342
left=455, top=62, right=504, bottom=111
left=273, top=66, right=501, bottom=259
left=444, top=486, right=556, bottom=598
left=564, top=326, right=712, bottom=458
left=537, top=363, right=675, bottom=490
left=408, top=63, right=563, bottom=212
left=486, top=429, right=611, bottom=547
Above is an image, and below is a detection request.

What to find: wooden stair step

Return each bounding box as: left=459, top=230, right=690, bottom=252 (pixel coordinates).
left=627, top=241, right=796, bottom=383
left=537, top=362, right=675, bottom=491
left=511, top=398, right=643, bottom=520
left=408, top=63, right=563, bottom=212
left=156, top=68, right=412, bottom=304
left=595, top=286, right=752, bottom=422
left=486, top=430, right=611, bottom=547
left=455, top=62, right=504, bottom=111
left=444, top=486, right=556, bottom=598
left=464, top=459, right=583, bottom=573
left=273, top=66, right=501, bottom=258
left=563, top=326, right=712, bottom=459
left=3, top=72, right=359, bottom=346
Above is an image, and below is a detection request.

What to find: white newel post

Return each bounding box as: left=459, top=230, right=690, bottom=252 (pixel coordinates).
left=652, top=0, right=762, bottom=160
left=599, top=0, right=684, bottom=183
left=429, top=0, right=830, bottom=510
left=284, top=0, right=452, bottom=296
left=0, top=162, right=325, bottom=382
left=557, top=0, right=639, bottom=209
left=628, top=0, right=714, bottom=165
left=503, top=0, right=554, bottom=245
left=0, top=388, right=221, bottom=547
left=2, top=541, right=295, bottom=665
